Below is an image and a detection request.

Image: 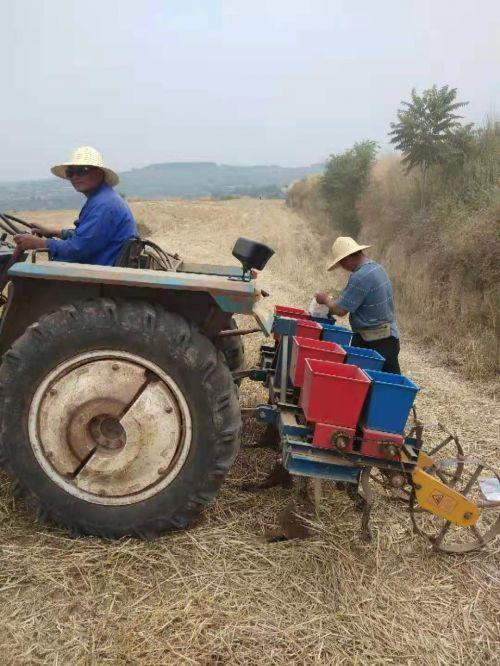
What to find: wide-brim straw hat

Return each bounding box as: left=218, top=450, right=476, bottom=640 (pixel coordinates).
left=51, top=146, right=119, bottom=187
left=327, top=236, right=372, bottom=270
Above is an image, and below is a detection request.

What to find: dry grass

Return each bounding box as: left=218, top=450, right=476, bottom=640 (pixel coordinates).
left=358, top=155, right=500, bottom=380
left=286, top=175, right=330, bottom=227
left=288, top=152, right=499, bottom=379
left=1, top=199, right=499, bottom=664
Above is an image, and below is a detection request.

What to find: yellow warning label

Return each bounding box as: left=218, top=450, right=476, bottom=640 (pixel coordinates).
left=412, top=469, right=479, bottom=526
left=428, top=491, right=457, bottom=513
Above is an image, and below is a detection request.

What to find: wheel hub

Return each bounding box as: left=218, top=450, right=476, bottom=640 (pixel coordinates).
left=88, top=415, right=126, bottom=451
left=28, top=351, right=192, bottom=506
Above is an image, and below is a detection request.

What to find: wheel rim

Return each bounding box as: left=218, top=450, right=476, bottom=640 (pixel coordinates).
left=28, top=350, right=192, bottom=506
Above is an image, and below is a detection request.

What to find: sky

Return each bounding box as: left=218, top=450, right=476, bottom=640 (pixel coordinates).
left=1, top=0, right=499, bottom=181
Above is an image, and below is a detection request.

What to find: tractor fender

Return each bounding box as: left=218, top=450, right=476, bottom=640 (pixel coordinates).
left=0, top=262, right=266, bottom=356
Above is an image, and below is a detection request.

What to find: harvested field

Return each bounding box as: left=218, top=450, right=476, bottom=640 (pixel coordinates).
left=1, top=198, right=499, bottom=664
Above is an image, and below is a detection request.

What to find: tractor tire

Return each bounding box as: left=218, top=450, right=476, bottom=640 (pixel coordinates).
left=215, top=317, right=245, bottom=372
left=0, top=299, right=241, bottom=539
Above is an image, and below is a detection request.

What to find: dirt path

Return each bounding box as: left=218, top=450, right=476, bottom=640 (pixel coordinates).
left=1, top=198, right=498, bottom=665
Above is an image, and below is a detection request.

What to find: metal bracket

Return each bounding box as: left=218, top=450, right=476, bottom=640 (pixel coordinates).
left=32, top=249, right=51, bottom=264
left=253, top=405, right=278, bottom=424
left=279, top=334, right=289, bottom=404
left=218, top=327, right=261, bottom=338
left=232, top=368, right=268, bottom=382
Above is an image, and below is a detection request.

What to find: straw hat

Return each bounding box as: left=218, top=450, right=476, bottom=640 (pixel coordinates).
left=327, top=236, right=372, bottom=271
left=51, top=146, right=119, bottom=186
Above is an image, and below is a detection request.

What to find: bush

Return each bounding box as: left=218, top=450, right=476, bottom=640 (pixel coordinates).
left=321, top=140, right=378, bottom=236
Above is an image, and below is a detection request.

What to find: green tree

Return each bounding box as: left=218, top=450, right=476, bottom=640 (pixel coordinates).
left=321, top=140, right=378, bottom=236
left=389, top=85, right=469, bottom=210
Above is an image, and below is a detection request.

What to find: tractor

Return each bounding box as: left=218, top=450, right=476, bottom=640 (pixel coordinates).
left=0, top=212, right=274, bottom=539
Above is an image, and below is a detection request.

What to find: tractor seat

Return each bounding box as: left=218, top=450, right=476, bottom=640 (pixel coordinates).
left=114, top=237, right=146, bottom=269
left=114, top=237, right=182, bottom=272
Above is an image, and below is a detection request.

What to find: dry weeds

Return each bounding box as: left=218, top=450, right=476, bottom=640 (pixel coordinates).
left=357, top=155, right=500, bottom=380
left=0, top=199, right=498, bottom=665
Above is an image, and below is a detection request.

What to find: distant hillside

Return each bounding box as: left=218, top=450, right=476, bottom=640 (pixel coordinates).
left=0, top=161, right=324, bottom=211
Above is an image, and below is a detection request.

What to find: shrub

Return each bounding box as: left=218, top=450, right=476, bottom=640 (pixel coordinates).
left=321, top=140, right=378, bottom=236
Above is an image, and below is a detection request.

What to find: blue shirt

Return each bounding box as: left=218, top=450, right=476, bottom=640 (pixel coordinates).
left=336, top=259, right=400, bottom=338
left=46, top=183, right=137, bottom=266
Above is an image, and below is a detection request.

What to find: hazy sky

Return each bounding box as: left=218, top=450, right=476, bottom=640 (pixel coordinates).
left=1, top=0, right=499, bottom=181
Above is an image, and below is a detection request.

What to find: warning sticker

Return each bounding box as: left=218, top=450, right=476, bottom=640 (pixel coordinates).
left=429, top=492, right=457, bottom=513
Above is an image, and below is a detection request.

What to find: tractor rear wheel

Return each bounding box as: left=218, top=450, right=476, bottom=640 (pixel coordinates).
left=0, top=299, right=241, bottom=538
left=215, top=317, right=245, bottom=372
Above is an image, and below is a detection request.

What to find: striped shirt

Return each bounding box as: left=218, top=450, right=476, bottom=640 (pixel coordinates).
left=336, top=260, right=399, bottom=339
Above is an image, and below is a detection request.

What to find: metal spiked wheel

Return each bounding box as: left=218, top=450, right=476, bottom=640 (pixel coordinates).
left=409, top=459, right=500, bottom=553
left=417, top=425, right=465, bottom=488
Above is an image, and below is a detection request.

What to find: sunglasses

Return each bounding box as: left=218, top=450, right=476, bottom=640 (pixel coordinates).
left=65, top=166, right=94, bottom=178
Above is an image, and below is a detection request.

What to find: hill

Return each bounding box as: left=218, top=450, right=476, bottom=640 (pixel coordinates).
left=0, top=161, right=324, bottom=211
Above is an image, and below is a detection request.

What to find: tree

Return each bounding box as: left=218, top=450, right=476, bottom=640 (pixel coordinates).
left=321, top=140, right=378, bottom=237
left=389, top=85, right=469, bottom=210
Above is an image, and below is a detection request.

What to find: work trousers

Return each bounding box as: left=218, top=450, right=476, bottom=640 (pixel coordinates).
left=351, top=334, right=401, bottom=374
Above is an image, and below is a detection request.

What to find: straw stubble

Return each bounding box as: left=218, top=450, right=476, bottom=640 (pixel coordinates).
left=0, top=199, right=498, bottom=665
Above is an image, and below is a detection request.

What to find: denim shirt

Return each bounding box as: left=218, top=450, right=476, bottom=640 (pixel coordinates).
left=336, top=260, right=400, bottom=339
left=46, top=183, right=137, bottom=266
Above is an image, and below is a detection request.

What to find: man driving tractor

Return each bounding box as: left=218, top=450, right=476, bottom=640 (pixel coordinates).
left=14, top=146, right=137, bottom=266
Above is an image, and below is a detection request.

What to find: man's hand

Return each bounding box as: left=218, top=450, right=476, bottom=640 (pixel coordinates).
left=315, top=292, right=330, bottom=305
left=314, top=291, right=348, bottom=317
left=14, top=234, right=48, bottom=252
left=31, top=223, right=60, bottom=238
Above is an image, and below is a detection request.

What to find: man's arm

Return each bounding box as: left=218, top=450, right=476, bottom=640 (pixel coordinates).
left=315, top=292, right=348, bottom=317
left=31, top=223, right=63, bottom=238
left=45, top=204, right=113, bottom=262
left=14, top=234, right=47, bottom=252
left=317, top=273, right=368, bottom=320
left=14, top=226, right=75, bottom=252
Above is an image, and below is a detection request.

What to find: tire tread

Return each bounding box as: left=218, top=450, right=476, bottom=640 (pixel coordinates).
left=0, top=298, right=241, bottom=539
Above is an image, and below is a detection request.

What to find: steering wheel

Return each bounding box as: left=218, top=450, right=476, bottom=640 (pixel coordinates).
left=0, top=212, right=34, bottom=237
left=0, top=212, right=55, bottom=242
